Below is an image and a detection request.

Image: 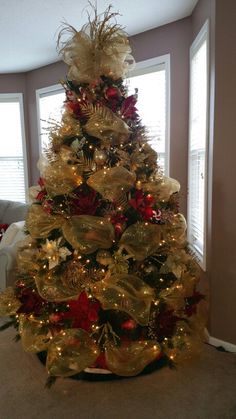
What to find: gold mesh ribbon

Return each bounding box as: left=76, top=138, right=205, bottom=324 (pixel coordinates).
left=164, top=213, right=187, bottom=247
left=19, top=315, right=52, bottom=353
left=92, top=274, right=154, bottom=326
left=38, top=156, right=82, bottom=196
left=35, top=269, right=81, bottom=302
left=105, top=340, right=161, bottom=376
left=62, top=215, right=115, bottom=254
left=143, top=176, right=180, bottom=202
left=26, top=205, right=64, bottom=239
left=0, top=287, right=21, bottom=316
left=84, top=104, right=130, bottom=144
left=46, top=329, right=100, bottom=377
left=87, top=166, right=136, bottom=201
left=119, top=222, right=162, bottom=260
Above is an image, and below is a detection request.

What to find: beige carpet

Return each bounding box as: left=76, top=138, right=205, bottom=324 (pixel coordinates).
left=0, top=325, right=236, bottom=419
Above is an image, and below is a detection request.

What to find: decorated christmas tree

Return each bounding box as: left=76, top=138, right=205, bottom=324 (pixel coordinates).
left=0, top=6, right=205, bottom=381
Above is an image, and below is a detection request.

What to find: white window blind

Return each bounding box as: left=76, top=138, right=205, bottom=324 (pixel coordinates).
left=0, top=94, right=28, bottom=203
left=36, top=85, right=65, bottom=152
left=127, top=55, right=170, bottom=175
left=188, top=21, right=209, bottom=270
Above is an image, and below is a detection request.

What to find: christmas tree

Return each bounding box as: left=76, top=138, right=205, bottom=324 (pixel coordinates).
left=0, top=6, right=205, bottom=381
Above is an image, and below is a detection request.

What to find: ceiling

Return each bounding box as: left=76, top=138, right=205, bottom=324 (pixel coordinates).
left=0, top=0, right=198, bottom=74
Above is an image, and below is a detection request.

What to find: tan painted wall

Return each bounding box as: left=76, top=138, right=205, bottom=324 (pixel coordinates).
left=210, top=0, right=236, bottom=344
left=192, top=0, right=236, bottom=345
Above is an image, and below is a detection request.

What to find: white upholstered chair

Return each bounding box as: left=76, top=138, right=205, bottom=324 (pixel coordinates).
left=0, top=200, right=29, bottom=291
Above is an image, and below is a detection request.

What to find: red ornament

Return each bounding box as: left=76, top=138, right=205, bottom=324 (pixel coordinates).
left=105, top=86, right=120, bottom=100
left=93, top=352, right=108, bottom=370
left=143, top=207, right=154, bottom=220
left=144, top=194, right=155, bottom=206
left=121, top=319, right=137, bottom=330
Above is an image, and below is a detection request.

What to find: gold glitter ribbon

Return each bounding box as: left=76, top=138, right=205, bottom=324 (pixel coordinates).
left=46, top=329, right=100, bottom=377
left=92, top=274, right=154, bottom=326
left=105, top=340, right=161, bottom=376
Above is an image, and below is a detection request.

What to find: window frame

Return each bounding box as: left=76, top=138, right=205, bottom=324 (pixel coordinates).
left=36, top=84, right=65, bottom=153
left=187, top=20, right=210, bottom=271
left=128, top=54, right=171, bottom=176
left=0, top=92, right=28, bottom=202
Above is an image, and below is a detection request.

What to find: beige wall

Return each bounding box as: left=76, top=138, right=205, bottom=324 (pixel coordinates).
left=192, top=0, right=236, bottom=345
left=210, top=0, right=236, bottom=344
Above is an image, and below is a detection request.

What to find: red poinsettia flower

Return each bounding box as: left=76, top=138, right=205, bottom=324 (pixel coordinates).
left=66, top=99, right=88, bottom=122
left=121, top=95, right=138, bottom=119
left=129, top=189, right=161, bottom=221
left=17, top=288, right=45, bottom=316
left=42, top=199, right=54, bottom=214
left=154, top=309, right=181, bottom=340
left=61, top=291, right=100, bottom=331
left=71, top=189, right=99, bottom=216
left=38, top=177, right=45, bottom=188
left=185, top=291, right=204, bottom=317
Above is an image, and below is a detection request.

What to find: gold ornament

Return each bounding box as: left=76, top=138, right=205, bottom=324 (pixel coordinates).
left=46, top=329, right=100, bottom=377
left=105, top=340, right=161, bottom=376
left=107, top=251, right=129, bottom=274
left=0, top=287, right=21, bottom=316
left=58, top=6, right=135, bottom=83
left=93, top=149, right=107, bottom=166
left=62, top=215, right=115, bottom=254
left=119, top=222, right=162, bottom=260
left=96, top=249, right=113, bottom=266
left=26, top=205, right=64, bottom=239
left=19, top=315, right=52, bottom=353
left=87, top=166, right=135, bottom=201
left=92, top=274, right=154, bottom=326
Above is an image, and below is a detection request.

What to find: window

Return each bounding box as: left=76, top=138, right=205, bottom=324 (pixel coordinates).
left=127, top=55, right=170, bottom=174
left=36, top=84, right=65, bottom=152
left=0, top=94, right=28, bottom=203
left=188, top=21, right=209, bottom=270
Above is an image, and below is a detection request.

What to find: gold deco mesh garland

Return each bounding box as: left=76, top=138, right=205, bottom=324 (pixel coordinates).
left=0, top=4, right=206, bottom=381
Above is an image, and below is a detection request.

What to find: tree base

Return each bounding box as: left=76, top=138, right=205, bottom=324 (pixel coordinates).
left=37, top=351, right=172, bottom=381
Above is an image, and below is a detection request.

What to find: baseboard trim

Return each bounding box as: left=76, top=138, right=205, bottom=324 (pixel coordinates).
left=205, top=330, right=236, bottom=353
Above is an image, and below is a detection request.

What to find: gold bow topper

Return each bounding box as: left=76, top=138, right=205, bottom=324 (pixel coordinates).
left=58, top=6, right=135, bottom=83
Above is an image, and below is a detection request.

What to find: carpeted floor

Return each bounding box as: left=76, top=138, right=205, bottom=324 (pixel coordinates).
left=0, top=325, right=236, bottom=419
